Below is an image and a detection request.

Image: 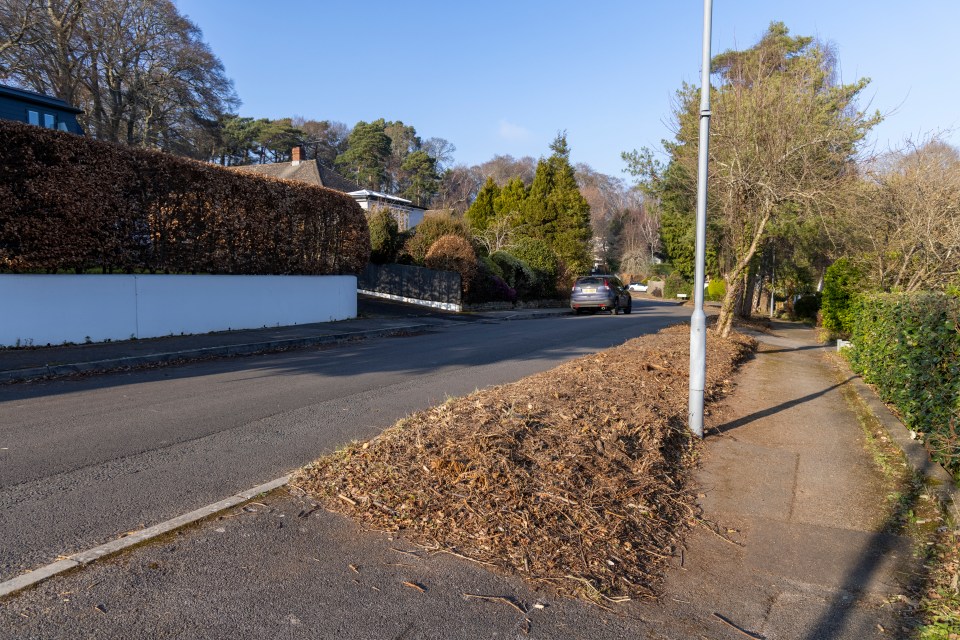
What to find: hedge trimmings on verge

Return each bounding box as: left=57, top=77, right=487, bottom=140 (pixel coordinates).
left=292, top=325, right=755, bottom=603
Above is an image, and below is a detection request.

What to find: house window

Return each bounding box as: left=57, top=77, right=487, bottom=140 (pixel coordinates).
left=58, top=122, right=68, bottom=132
left=27, top=110, right=40, bottom=126
left=43, top=113, right=56, bottom=128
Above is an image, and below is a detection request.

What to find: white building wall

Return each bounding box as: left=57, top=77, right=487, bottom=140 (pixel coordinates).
left=0, top=274, right=356, bottom=347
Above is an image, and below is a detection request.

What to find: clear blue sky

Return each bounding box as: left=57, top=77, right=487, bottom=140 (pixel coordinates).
left=174, top=0, right=959, bottom=178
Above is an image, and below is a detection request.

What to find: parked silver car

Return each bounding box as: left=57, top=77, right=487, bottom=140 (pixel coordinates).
left=570, top=275, right=632, bottom=314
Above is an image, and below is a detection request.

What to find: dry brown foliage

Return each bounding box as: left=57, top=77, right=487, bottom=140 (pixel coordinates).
left=0, top=121, right=370, bottom=274
left=424, top=234, right=477, bottom=293
left=293, top=325, right=756, bottom=603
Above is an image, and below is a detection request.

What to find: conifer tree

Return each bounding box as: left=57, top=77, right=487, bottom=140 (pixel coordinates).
left=494, top=177, right=528, bottom=219
left=520, top=133, right=592, bottom=276
left=465, top=177, right=500, bottom=231
left=336, top=120, right=392, bottom=190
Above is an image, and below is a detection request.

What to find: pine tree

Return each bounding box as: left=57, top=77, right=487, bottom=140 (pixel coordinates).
left=335, top=121, right=392, bottom=190
left=400, top=150, right=439, bottom=206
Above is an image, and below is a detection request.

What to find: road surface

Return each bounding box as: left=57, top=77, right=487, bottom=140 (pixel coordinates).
left=0, top=300, right=688, bottom=582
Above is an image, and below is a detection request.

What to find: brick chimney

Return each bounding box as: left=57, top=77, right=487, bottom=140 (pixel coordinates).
left=291, top=145, right=304, bottom=166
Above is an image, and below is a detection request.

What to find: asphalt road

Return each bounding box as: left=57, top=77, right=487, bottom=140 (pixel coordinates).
left=0, top=300, right=688, bottom=583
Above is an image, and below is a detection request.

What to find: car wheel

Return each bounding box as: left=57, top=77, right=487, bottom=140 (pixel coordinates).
left=624, top=300, right=632, bottom=314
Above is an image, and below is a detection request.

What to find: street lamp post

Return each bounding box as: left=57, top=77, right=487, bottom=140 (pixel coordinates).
left=688, top=0, right=713, bottom=438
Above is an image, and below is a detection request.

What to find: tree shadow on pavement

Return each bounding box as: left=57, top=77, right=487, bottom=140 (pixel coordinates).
left=708, top=376, right=857, bottom=436
left=799, top=474, right=925, bottom=639
left=756, top=344, right=828, bottom=355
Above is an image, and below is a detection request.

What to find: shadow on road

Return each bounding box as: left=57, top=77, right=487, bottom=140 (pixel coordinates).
left=0, top=305, right=689, bottom=403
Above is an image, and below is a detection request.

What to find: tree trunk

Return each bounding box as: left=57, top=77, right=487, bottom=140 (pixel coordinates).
left=716, top=209, right=773, bottom=337
left=740, top=261, right=757, bottom=317
left=716, top=275, right=744, bottom=337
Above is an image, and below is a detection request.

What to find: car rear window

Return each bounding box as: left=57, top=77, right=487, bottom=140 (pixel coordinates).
left=577, top=277, right=605, bottom=286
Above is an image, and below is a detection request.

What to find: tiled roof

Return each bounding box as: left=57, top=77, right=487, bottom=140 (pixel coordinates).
left=230, top=159, right=361, bottom=193
left=317, top=164, right=362, bottom=192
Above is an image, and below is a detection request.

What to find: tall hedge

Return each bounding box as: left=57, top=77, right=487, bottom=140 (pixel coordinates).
left=848, top=292, right=960, bottom=475
left=821, top=257, right=862, bottom=337
left=0, top=121, right=370, bottom=275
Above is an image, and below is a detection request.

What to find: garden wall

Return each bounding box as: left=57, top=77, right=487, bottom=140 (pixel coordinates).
left=0, top=274, right=356, bottom=347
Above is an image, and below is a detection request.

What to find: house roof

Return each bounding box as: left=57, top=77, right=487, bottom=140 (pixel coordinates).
left=348, top=189, right=414, bottom=205
left=349, top=190, right=427, bottom=212
left=230, top=159, right=362, bottom=193
left=0, top=83, right=83, bottom=114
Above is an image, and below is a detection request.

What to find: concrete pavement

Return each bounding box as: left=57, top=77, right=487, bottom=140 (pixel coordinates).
left=0, top=318, right=953, bottom=638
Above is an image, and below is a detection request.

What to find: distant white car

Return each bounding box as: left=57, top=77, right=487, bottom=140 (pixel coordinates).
left=627, top=283, right=648, bottom=292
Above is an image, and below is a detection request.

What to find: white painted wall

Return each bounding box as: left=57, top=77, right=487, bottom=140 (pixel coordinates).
left=0, top=274, right=356, bottom=347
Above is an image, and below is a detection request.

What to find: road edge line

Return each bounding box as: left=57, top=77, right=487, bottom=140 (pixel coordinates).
left=0, top=475, right=291, bottom=599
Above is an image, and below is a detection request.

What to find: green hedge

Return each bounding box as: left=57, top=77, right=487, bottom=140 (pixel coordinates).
left=848, top=292, right=960, bottom=475
left=0, top=121, right=370, bottom=275
left=663, top=272, right=692, bottom=299
left=821, top=257, right=862, bottom=337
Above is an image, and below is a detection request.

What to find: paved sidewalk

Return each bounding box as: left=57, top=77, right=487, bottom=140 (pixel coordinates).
left=0, top=296, right=571, bottom=383
left=0, top=321, right=929, bottom=638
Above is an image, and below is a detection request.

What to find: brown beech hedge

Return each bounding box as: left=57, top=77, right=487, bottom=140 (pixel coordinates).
left=0, top=121, right=370, bottom=275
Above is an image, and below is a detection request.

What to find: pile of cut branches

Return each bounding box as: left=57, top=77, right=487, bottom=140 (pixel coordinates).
left=292, top=325, right=755, bottom=602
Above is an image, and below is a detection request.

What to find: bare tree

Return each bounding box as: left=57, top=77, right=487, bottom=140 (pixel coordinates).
left=1, top=0, right=236, bottom=155
left=435, top=164, right=481, bottom=214
left=474, top=214, right=517, bottom=254
left=422, top=136, right=456, bottom=173
left=0, top=0, right=40, bottom=64
left=658, top=24, right=879, bottom=336
left=475, top=154, right=537, bottom=186
left=847, top=136, right=960, bottom=292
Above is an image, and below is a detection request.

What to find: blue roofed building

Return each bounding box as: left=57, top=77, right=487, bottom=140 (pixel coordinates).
left=0, top=83, right=84, bottom=134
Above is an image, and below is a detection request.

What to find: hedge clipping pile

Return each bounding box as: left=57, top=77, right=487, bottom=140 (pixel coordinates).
left=293, top=326, right=755, bottom=603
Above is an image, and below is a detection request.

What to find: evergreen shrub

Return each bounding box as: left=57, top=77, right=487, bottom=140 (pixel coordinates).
left=821, top=258, right=862, bottom=337
left=490, top=251, right=537, bottom=300
left=663, top=272, right=692, bottom=299
left=792, top=293, right=821, bottom=320
left=504, top=238, right=559, bottom=298
left=705, top=278, right=726, bottom=302
left=367, top=207, right=400, bottom=264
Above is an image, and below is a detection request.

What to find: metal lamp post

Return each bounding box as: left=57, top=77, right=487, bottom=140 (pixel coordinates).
left=688, top=0, right=713, bottom=438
